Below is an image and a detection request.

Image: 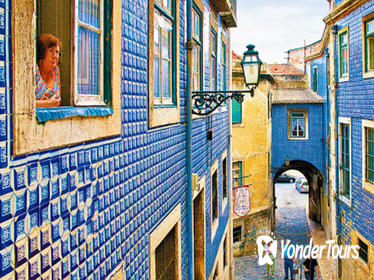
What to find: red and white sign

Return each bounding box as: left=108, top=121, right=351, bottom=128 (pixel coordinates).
left=233, top=185, right=251, bottom=217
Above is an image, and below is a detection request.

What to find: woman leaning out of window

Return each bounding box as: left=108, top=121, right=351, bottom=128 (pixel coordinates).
left=35, top=33, right=62, bottom=107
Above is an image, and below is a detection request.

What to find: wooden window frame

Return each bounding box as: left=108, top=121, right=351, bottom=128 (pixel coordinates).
left=362, top=12, right=374, bottom=79
left=362, top=119, right=374, bottom=196
left=338, top=117, right=352, bottom=206
left=338, top=26, right=349, bottom=81
left=211, top=159, right=219, bottom=240
left=287, top=109, right=309, bottom=140
left=232, top=225, right=242, bottom=243
left=312, top=66, right=318, bottom=91
left=12, top=0, right=121, bottom=155
left=232, top=161, right=242, bottom=188
left=192, top=1, right=203, bottom=92
left=148, top=0, right=180, bottom=128
left=221, top=150, right=228, bottom=214
left=210, top=17, right=218, bottom=91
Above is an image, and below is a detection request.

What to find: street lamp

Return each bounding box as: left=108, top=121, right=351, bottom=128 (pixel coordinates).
left=191, top=44, right=262, bottom=115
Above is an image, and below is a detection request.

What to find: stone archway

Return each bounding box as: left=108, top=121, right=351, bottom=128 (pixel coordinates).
left=273, top=160, right=324, bottom=228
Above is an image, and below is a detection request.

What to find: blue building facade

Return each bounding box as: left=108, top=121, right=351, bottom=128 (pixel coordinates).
left=270, top=64, right=326, bottom=226
left=326, top=0, right=374, bottom=278
left=0, top=0, right=236, bottom=279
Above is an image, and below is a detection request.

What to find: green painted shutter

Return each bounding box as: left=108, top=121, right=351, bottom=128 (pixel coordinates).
left=232, top=99, right=242, bottom=123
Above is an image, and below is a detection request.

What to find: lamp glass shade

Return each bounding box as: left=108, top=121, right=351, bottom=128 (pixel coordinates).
left=241, top=44, right=262, bottom=87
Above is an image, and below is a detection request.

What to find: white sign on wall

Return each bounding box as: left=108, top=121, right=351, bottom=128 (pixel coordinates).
left=233, top=185, right=251, bottom=217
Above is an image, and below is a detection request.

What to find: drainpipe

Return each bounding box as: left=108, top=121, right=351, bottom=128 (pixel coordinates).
left=185, top=0, right=193, bottom=279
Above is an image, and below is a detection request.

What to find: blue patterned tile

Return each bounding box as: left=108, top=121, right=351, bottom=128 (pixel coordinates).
left=52, top=264, right=60, bottom=280
left=40, top=249, right=50, bottom=273
left=39, top=181, right=50, bottom=204
left=0, top=246, right=13, bottom=276
left=14, top=238, right=27, bottom=267
left=40, top=160, right=50, bottom=181
left=70, top=249, right=78, bottom=271
left=0, top=171, right=11, bottom=195
left=60, top=155, right=69, bottom=174
left=0, top=193, right=12, bottom=222
left=70, top=172, right=77, bottom=191
left=60, top=175, right=69, bottom=195
left=51, top=221, right=60, bottom=242
left=14, top=214, right=27, bottom=241
left=61, top=236, right=69, bottom=258
left=70, top=231, right=78, bottom=251
left=27, top=184, right=39, bottom=211
left=14, top=190, right=26, bottom=216
left=69, top=153, right=77, bottom=171
left=70, top=191, right=77, bottom=211
left=51, top=242, right=60, bottom=265
left=0, top=220, right=12, bottom=249
left=62, top=256, right=69, bottom=279
left=50, top=179, right=59, bottom=200
left=39, top=204, right=49, bottom=226
left=28, top=255, right=40, bottom=280
left=40, top=225, right=50, bottom=250
left=28, top=232, right=39, bottom=259
left=28, top=208, right=39, bottom=232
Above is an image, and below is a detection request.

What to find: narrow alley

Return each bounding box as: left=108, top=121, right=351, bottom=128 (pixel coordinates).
left=234, top=178, right=322, bottom=280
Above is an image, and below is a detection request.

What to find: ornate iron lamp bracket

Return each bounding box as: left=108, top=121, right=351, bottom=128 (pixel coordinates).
left=191, top=88, right=254, bottom=115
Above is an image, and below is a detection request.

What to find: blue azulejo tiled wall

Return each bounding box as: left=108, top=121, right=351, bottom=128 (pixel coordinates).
left=334, top=0, right=374, bottom=247
left=2, top=0, right=231, bottom=280
left=272, top=103, right=325, bottom=176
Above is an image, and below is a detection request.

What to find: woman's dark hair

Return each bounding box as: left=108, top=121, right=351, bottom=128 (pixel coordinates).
left=37, top=33, right=62, bottom=62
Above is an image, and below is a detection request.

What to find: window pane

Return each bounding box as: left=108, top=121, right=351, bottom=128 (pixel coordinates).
left=78, top=26, right=100, bottom=95
left=368, top=37, right=374, bottom=70
left=154, top=25, right=160, bottom=55
left=162, top=29, right=171, bottom=59
left=78, top=0, right=100, bottom=29
left=161, top=60, right=171, bottom=98
left=154, top=58, right=160, bottom=98
left=367, top=19, right=374, bottom=35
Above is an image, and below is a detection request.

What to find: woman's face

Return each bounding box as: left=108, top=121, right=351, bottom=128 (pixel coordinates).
left=43, top=45, right=60, bottom=70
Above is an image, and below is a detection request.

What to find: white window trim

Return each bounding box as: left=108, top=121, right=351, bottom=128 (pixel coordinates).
left=287, top=109, right=309, bottom=140
left=74, top=0, right=105, bottom=106
left=362, top=12, right=374, bottom=79
left=221, top=150, right=228, bottom=214
left=211, top=159, right=219, bottom=241
left=338, top=26, right=349, bottom=82
left=338, top=117, right=352, bottom=207
left=12, top=0, right=121, bottom=155
left=312, top=65, right=318, bottom=91
left=362, top=119, right=374, bottom=196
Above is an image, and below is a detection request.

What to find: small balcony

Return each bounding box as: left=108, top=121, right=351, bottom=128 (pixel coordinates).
left=211, top=0, right=237, bottom=27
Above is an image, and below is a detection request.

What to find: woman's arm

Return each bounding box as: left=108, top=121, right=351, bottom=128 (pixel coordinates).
left=36, top=99, right=60, bottom=107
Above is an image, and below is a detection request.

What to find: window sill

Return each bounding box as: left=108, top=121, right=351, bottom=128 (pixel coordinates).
left=36, top=106, right=113, bottom=123
left=363, top=71, right=374, bottom=79
left=363, top=181, right=374, bottom=196
left=339, top=76, right=349, bottom=82
left=288, top=137, right=309, bottom=141
left=338, top=194, right=351, bottom=207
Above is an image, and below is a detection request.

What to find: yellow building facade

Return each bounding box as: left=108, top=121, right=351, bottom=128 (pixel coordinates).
left=231, top=53, right=275, bottom=256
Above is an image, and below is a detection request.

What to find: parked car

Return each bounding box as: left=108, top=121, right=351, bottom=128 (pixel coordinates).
left=275, top=173, right=295, bottom=183
left=296, top=178, right=309, bottom=193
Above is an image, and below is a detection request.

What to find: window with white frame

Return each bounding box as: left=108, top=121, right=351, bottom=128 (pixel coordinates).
left=363, top=14, right=374, bottom=75
left=221, top=40, right=227, bottom=91
left=288, top=110, right=308, bottom=139
left=362, top=120, right=374, bottom=196
left=37, top=0, right=111, bottom=106
left=339, top=28, right=349, bottom=79
left=192, top=4, right=202, bottom=91
left=210, top=28, right=217, bottom=91
left=212, top=169, right=218, bottom=223
left=339, top=120, right=351, bottom=201
left=312, top=66, right=318, bottom=91
left=153, top=0, right=174, bottom=105
left=222, top=157, right=227, bottom=200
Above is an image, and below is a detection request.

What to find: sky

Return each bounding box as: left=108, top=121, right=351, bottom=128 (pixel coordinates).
left=231, top=0, right=330, bottom=64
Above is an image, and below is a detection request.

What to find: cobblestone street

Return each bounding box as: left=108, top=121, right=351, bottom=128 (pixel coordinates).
left=234, top=181, right=322, bottom=280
